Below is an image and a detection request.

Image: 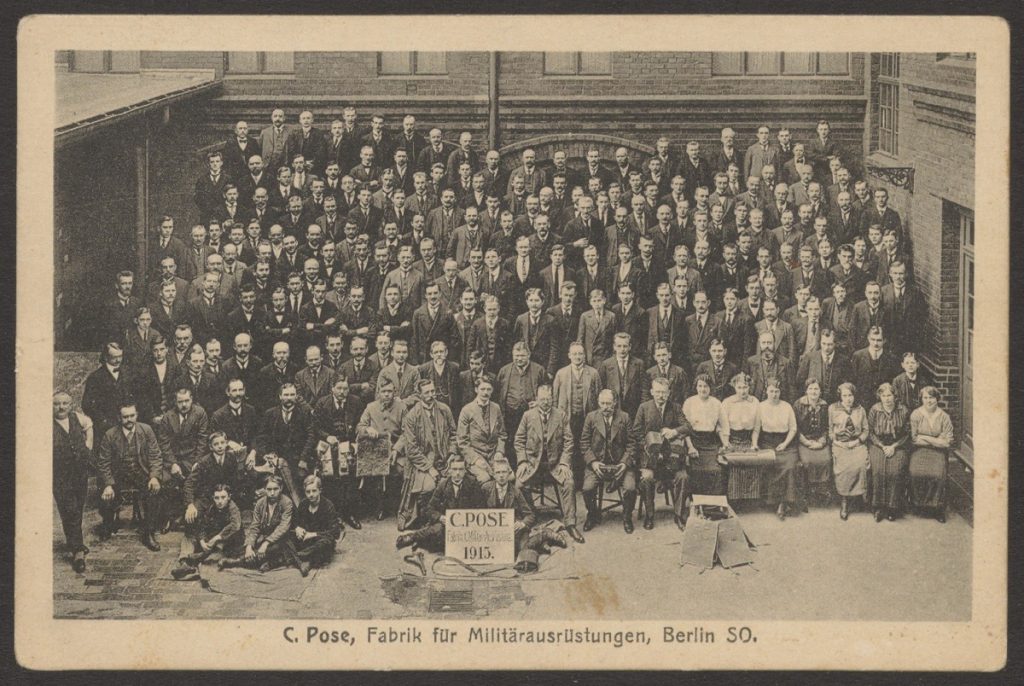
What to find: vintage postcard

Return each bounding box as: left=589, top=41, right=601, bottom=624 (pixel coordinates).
left=15, top=13, right=1008, bottom=671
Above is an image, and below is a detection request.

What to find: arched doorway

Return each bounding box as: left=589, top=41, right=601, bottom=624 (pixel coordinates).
left=497, top=133, right=654, bottom=175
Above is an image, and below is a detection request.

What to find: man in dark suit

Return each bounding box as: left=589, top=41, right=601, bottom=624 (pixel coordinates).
left=880, top=260, right=925, bottom=357
left=100, top=270, right=143, bottom=345
left=471, top=295, right=513, bottom=374
left=646, top=282, right=688, bottom=369
left=395, top=456, right=484, bottom=552
left=850, top=326, right=901, bottom=409
left=694, top=339, right=738, bottom=400
left=743, top=125, right=781, bottom=182
left=712, top=287, right=750, bottom=369
left=95, top=401, right=166, bottom=552
left=222, top=121, right=261, bottom=181
left=828, top=190, right=864, bottom=248
left=416, top=128, right=454, bottom=174
left=285, top=110, right=327, bottom=177
left=745, top=330, right=795, bottom=402
left=849, top=280, right=890, bottom=352
left=154, top=387, right=210, bottom=529
left=81, top=342, right=135, bottom=453
left=255, top=382, right=316, bottom=485
left=313, top=375, right=365, bottom=530
left=796, top=329, right=852, bottom=405
left=547, top=282, right=581, bottom=376
left=807, top=120, right=841, bottom=183
left=337, top=335, right=379, bottom=407
left=194, top=151, right=232, bottom=223
left=685, top=291, right=719, bottom=373
left=631, top=377, right=693, bottom=531
left=598, top=332, right=646, bottom=417
left=860, top=188, right=904, bottom=245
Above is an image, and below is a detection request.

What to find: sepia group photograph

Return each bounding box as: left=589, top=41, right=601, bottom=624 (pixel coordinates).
left=14, top=13, right=1009, bottom=672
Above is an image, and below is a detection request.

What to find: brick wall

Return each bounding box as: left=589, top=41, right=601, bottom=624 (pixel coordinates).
left=865, top=53, right=975, bottom=441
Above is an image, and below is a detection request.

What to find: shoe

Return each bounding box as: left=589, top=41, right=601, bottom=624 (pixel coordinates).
left=840, top=499, right=849, bottom=521
left=80, top=545, right=90, bottom=554
left=97, top=524, right=111, bottom=542
left=336, top=518, right=346, bottom=532
left=874, top=509, right=884, bottom=523
left=777, top=504, right=787, bottom=522
left=258, top=562, right=272, bottom=573
left=345, top=516, right=362, bottom=530
left=298, top=561, right=311, bottom=577
left=643, top=517, right=654, bottom=530
left=183, top=553, right=205, bottom=567
left=936, top=511, right=946, bottom=523
left=71, top=552, right=86, bottom=574
left=887, top=512, right=897, bottom=522
left=141, top=533, right=161, bottom=552
left=543, top=530, right=568, bottom=549
left=218, top=557, right=241, bottom=570
left=675, top=515, right=687, bottom=531
left=171, top=562, right=198, bottom=580
left=623, top=518, right=634, bottom=534
left=161, top=520, right=172, bottom=535
left=109, top=517, right=121, bottom=534
left=566, top=526, right=585, bottom=544
left=802, top=502, right=809, bottom=514
left=395, top=534, right=415, bottom=550
left=582, top=516, right=596, bottom=532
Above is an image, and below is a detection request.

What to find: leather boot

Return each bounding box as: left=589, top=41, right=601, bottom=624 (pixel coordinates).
left=395, top=533, right=415, bottom=550
left=141, top=532, right=161, bottom=552
left=582, top=493, right=598, bottom=531
left=622, top=490, right=636, bottom=534
left=642, top=489, right=656, bottom=529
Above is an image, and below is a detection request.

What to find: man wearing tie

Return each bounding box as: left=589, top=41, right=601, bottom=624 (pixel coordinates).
left=579, top=388, right=638, bottom=533
left=685, top=290, right=718, bottom=373
left=850, top=280, right=889, bottom=351
left=598, top=332, right=646, bottom=417
left=395, top=455, right=484, bottom=553
left=796, top=329, right=851, bottom=405
left=631, top=377, right=693, bottom=531
left=880, top=260, right=924, bottom=357
left=793, top=296, right=824, bottom=359
left=577, top=288, right=616, bottom=367
left=259, top=108, right=290, bottom=173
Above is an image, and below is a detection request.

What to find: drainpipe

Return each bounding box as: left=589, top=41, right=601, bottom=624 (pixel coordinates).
left=488, top=51, right=499, bottom=150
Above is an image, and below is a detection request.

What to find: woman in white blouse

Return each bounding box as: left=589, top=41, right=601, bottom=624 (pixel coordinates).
left=757, top=377, right=800, bottom=520
left=909, top=386, right=955, bottom=523
left=682, top=374, right=724, bottom=495
left=718, top=373, right=762, bottom=502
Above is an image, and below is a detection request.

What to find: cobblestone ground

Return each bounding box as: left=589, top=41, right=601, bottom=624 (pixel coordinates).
left=53, top=496, right=972, bottom=621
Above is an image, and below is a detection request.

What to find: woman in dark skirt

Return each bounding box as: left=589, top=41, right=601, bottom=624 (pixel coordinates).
left=867, top=382, right=911, bottom=522
left=682, top=374, right=724, bottom=495
left=717, top=373, right=762, bottom=502
left=795, top=378, right=832, bottom=506
left=757, top=377, right=800, bottom=520
left=909, top=386, right=955, bottom=523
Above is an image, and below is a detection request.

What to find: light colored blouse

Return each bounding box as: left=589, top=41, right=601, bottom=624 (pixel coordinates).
left=719, top=395, right=759, bottom=431
left=757, top=400, right=797, bottom=434
left=683, top=395, right=722, bottom=432
left=909, top=406, right=954, bottom=444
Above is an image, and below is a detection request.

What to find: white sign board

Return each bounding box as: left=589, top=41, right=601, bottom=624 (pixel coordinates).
left=444, top=508, right=516, bottom=565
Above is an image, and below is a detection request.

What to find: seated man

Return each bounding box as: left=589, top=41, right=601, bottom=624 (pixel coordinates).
left=513, top=384, right=586, bottom=543
left=631, top=377, right=694, bottom=531
left=580, top=389, right=639, bottom=533
left=395, top=456, right=483, bottom=552
left=171, top=481, right=243, bottom=580
left=291, top=474, right=341, bottom=577
left=95, top=402, right=165, bottom=551
left=220, top=475, right=297, bottom=573
left=456, top=373, right=507, bottom=485
left=483, top=458, right=567, bottom=567
left=397, top=378, right=457, bottom=531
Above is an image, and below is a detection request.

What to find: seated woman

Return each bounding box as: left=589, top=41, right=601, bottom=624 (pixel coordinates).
left=909, top=386, right=955, bottom=523
left=867, top=382, right=911, bottom=522
left=717, top=373, right=763, bottom=503
left=757, top=377, right=800, bottom=520
left=829, top=382, right=870, bottom=520
left=795, top=378, right=832, bottom=507
left=682, top=374, right=724, bottom=496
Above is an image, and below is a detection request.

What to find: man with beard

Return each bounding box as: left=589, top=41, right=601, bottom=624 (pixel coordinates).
left=356, top=376, right=408, bottom=521
left=256, top=382, right=315, bottom=486
left=746, top=330, right=795, bottom=402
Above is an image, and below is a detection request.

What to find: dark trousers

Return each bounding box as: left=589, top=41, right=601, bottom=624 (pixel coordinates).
left=294, top=533, right=336, bottom=565
left=504, top=406, right=528, bottom=470
left=325, top=474, right=357, bottom=517
left=638, top=462, right=688, bottom=520
left=98, top=481, right=162, bottom=534
left=568, top=412, right=585, bottom=488
left=582, top=467, right=637, bottom=520
left=408, top=521, right=446, bottom=552
left=179, top=526, right=244, bottom=561
left=53, top=474, right=88, bottom=552
left=236, top=536, right=300, bottom=570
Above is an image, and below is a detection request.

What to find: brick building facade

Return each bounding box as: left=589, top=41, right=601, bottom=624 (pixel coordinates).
left=53, top=50, right=974, bottom=463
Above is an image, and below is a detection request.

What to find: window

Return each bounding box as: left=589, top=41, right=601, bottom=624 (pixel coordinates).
left=877, top=53, right=901, bottom=156
left=711, top=52, right=849, bottom=76
left=378, top=52, right=448, bottom=76
left=543, top=52, right=612, bottom=76
left=71, top=51, right=140, bottom=73
left=937, top=52, right=976, bottom=61
left=226, top=52, right=295, bottom=74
